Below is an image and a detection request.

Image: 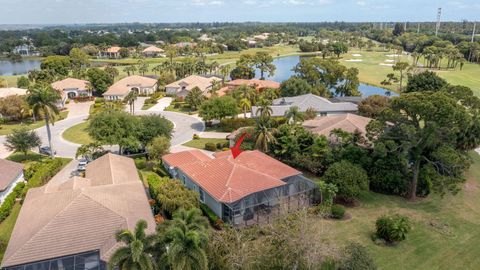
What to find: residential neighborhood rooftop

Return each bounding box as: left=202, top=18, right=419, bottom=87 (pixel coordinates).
left=0, top=88, right=27, bottom=99
left=1, top=153, right=155, bottom=268
left=0, top=159, right=24, bottom=192
left=103, top=75, right=157, bottom=96
left=51, top=78, right=90, bottom=91
left=302, top=113, right=373, bottom=137
left=163, top=150, right=300, bottom=203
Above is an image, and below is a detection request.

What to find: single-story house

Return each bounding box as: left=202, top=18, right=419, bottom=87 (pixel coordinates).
left=173, top=42, right=197, bottom=48
left=12, top=44, right=39, bottom=56
left=98, top=46, right=122, bottom=58
left=0, top=88, right=27, bottom=99
left=1, top=153, right=155, bottom=270
left=329, top=96, right=364, bottom=105
left=51, top=78, right=92, bottom=99
left=0, top=159, right=24, bottom=203
left=103, top=75, right=158, bottom=101
left=142, top=46, right=165, bottom=57
left=162, top=150, right=316, bottom=226
left=217, top=79, right=280, bottom=97
left=165, top=75, right=221, bottom=98
left=302, top=113, right=373, bottom=142
left=251, top=93, right=358, bottom=117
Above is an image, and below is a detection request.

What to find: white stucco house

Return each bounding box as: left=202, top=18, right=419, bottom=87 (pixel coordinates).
left=0, top=159, right=24, bottom=204
left=165, top=75, right=221, bottom=98
left=103, top=75, right=158, bottom=101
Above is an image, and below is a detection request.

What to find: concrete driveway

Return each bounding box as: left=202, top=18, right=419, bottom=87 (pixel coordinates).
left=148, top=97, right=173, bottom=111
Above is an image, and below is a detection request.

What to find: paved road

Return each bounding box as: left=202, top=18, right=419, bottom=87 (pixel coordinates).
left=0, top=100, right=204, bottom=159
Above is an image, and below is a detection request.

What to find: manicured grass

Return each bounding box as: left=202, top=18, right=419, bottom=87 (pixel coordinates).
left=6, top=151, right=46, bottom=163
left=62, top=121, right=93, bottom=145
left=310, top=151, right=480, bottom=269
left=182, top=138, right=229, bottom=150
left=0, top=203, right=21, bottom=261
left=0, top=111, right=69, bottom=136
left=141, top=102, right=156, bottom=110
left=340, top=49, right=480, bottom=95
left=164, top=102, right=197, bottom=114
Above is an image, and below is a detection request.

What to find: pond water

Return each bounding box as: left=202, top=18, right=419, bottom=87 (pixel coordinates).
left=254, top=55, right=397, bottom=97
left=0, top=59, right=42, bottom=76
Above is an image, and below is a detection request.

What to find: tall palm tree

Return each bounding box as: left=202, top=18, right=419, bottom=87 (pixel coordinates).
left=255, top=98, right=273, bottom=118
left=125, top=90, right=138, bottom=115
left=239, top=98, right=251, bottom=119
left=26, top=84, right=60, bottom=158
left=254, top=118, right=276, bottom=153
left=109, top=220, right=157, bottom=270
left=284, top=106, right=304, bottom=124
left=219, top=65, right=231, bottom=84
left=158, top=208, right=209, bottom=270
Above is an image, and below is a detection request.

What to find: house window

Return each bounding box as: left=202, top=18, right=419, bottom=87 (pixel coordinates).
left=320, top=112, right=327, bottom=116
left=199, top=188, right=205, bottom=203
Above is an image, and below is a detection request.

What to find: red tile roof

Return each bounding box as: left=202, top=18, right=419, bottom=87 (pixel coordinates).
left=163, top=150, right=300, bottom=203
left=227, top=79, right=280, bottom=90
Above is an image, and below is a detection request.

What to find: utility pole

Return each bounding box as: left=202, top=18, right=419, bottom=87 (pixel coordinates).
left=435, top=7, right=442, bottom=36
left=417, top=23, right=420, bottom=33
left=404, top=22, right=407, bottom=32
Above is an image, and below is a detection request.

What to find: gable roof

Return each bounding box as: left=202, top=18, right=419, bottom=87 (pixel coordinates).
left=0, top=159, right=24, bottom=192
left=162, top=149, right=213, bottom=168
left=105, top=46, right=121, bottom=53
left=252, top=93, right=358, bottom=117
left=1, top=154, right=155, bottom=267
left=103, top=75, right=157, bottom=96
left=165, top=75, right=221, bottom=93
left=227, top=79, right=280, bottom=90
left=0, top=88, right=27, bottom=99
left=302, top=114, right=373, bottom=137
left=143, top=45, right=164, bottom=53
left=163, top=150, right=300, bottom=203
left=51, top=78, right=90, bottom=91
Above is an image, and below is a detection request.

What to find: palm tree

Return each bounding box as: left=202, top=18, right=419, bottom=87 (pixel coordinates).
left=105, top=66, right=119, bottom=80
left=109, top=220, right=157, bottom=270
left=254, top=118, right=276, bottom=153
left=125, top=90, right=138, bottom=115
left=26, top=84, right=60, bottom=158
left=158, top=208, right=209, bottom=270
left=219, top=65, right=231, bottom=84
left=284, top=106, right=304, bottom=124
left=239, top=98, right=251, bottom=119
left=255, top=98, right=273, bottom=118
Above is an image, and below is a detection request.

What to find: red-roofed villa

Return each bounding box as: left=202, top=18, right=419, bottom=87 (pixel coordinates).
left=162, top=149, right=316, bottom=226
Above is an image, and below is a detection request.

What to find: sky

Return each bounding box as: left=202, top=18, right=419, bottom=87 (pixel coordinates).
left=0, top=0, right=479, bottom=24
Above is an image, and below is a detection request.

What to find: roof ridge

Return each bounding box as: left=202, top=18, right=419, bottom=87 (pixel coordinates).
left=107, top=154, right=115, bottom=185
left=5, top=190, right=83, bottom=264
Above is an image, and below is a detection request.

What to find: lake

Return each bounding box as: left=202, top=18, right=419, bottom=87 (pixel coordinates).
left=254, top=55, right=397, bottom=97
left=0, top=59, right=42, bottom=76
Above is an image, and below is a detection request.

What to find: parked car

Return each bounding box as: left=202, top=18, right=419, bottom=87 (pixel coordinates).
left=77, top=159, right=88, bottom=172
left=39, top=146, right=56, bottom=156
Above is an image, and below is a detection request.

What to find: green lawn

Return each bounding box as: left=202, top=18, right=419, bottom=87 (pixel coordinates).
left=340, top=49, right=480, bottom=95
left=0, top=111, right=69, bottom=136
left=182, top=138, right=229, bottom=151
left=6, top=151, right=46, bottom=163
left=62, top=121, right=93, bottom=145
left=0, top=203, right=22, bottom=261
left=311, top=152, right=480, bottom=269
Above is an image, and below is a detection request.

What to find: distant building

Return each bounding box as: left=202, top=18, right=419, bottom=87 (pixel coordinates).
left=165, top=75, right=221, bottom=98
left=1, top=154, right=155, bottom=270
left=103, top=75, right=158, bottom=100
left=142, top=45, right=165, bottom=57
left=252, top=93, right=358, bottom=117
left=0, top=88, right=27, bottom=99
left=12, top=44, right=39, bottom=56
left=0, top=159, right=24, bottom=203
left=302, top=113, right=373, bottom=142
left=162, top=150, right=316, bottom=226
left=217, top=79, right=280, bottom=97
left=51, top=78, right=92, bottom=100
left=173, top=42, right=197, bottom=48
left=98, top=46, right=121, bottom=58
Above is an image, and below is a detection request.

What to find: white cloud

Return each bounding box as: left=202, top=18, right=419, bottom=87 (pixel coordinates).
left=357, top=1, right=367, bottom=6
left=191, top=0, right=224, bottom=6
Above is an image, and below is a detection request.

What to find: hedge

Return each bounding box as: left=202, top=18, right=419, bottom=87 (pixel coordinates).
left=218, top=118, right=255, bottom=132
left=0, top=183, right=25, bottom=222
left=200, top=203, right=224, bottom=229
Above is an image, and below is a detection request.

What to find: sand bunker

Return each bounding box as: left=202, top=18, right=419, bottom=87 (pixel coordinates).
left=385, top=59, right=395, bottom=62
left=386, top=54, right=400, bottom=57
left=379, top=63, right=394, bottom=66
left=352, top=54, right=362, bottom=57
left=345, top=59, right=363, bottom=62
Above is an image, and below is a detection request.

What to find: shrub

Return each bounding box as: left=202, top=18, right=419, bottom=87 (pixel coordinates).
left=200, top=203, right=223, bottom=229
left=323, top=160, right=369, bottom=202
left=205, top=142, right=217, bottom=151
left=223, top=142, right=230, bottom=148
left=216, top=142, right=223, bottom=149
left=193, top=134, right=200, bottom=140
left=341, top=243, right=377, bottom=270
left=331, top=204, right=345, bottom=219
left=94, top=97, right=105, bottom=104
left=375, top=214, right=411, bottom=243
left=219, top=118, right=255, bottom=132
left=134, top=157, right=147, bottom=170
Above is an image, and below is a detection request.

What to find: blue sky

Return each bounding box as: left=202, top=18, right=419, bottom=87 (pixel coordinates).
left=0, top=0, right=479, bottom=24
